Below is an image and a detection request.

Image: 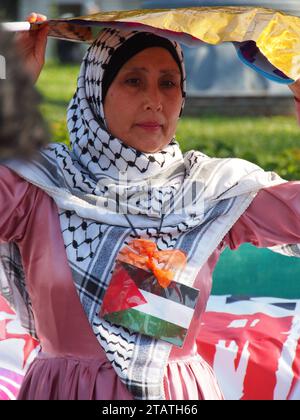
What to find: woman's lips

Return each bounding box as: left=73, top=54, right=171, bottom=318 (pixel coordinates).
left=135, top=123, right=163, bottom=132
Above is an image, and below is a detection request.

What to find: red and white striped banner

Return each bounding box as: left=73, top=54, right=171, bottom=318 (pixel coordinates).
left=197, top=296, right=300, bottom=400
left=0, top=294, right=299, bottom=400
left=0, top=296, right=40, bottom=400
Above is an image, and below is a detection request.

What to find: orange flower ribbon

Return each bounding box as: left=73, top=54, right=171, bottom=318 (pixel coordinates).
left=117, top=238, right=187, bottom=288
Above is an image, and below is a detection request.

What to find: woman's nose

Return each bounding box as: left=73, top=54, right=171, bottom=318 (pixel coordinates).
left=143, top=88, right=163, bottom=112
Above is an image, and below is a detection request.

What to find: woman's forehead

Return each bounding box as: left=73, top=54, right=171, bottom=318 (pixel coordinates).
left=120, top=47, right=181, bottom=72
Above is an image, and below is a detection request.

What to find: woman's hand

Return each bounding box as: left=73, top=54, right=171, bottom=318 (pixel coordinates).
left=15, top=12, right=49, bottom=84
left=288, top=78, right=300, bottom=101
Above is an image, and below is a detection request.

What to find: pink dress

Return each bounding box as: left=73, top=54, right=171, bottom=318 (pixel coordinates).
left=2, top=169, right=300, bottom=400
left=1, top=101, right=300, bottom=400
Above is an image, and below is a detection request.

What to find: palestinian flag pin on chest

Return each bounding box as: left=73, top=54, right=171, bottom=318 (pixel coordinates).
left=100, top=239, right=200, bottom=348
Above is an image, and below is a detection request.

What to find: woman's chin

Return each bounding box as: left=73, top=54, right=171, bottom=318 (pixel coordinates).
left=121, top=137, right=168, bottom=153
left=136, top=143, right=166, bottom=153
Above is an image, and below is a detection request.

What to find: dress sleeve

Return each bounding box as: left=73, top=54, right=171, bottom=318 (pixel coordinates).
left=0, top=165, right=40, bottom=337
left=225, top=181, right=300, bottom=250
left=0, top=165, right=40, bottom=243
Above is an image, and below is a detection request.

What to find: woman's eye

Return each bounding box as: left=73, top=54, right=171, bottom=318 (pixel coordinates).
left=161, top=80, right=176, bottom=88
left=125, top=78, right=140, bottom=86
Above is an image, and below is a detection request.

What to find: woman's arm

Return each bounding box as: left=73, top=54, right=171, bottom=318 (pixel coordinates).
left=289, top=79, right=300, bottom=102
left=294, top=96, right=300, bottom=126
left=289, top=79, right=300, bottom=125
left=0, top=25, right=50, bottom=160
left=225, top=181, right=300, bottom=249
left=14, top=13, right=49, bottom=83
left=0, top=166, right=40, bottom=243
left=225, top=82, right=300, bottom=249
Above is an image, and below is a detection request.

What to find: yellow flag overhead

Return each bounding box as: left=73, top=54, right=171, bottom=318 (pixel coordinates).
left=28, top=6, right=300, bottom=81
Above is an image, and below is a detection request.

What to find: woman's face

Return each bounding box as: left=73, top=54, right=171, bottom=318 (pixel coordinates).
left=103, top=47, right=183, bottom=153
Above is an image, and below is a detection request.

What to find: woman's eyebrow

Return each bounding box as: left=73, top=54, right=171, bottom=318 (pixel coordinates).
left=124, top=66, right=181, bottom=75
left=160, top=69, right=181, bottom=75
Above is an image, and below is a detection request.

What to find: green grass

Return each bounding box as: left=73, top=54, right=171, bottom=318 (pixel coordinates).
left=37, top=61, right=300, bottom=180
left=177, top=116, right=300, bottom=180
left=37, top=61, right=79, bottom=145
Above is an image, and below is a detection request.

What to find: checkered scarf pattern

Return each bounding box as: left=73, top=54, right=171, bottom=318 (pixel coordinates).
left=1, top=28, right=297, bottom=400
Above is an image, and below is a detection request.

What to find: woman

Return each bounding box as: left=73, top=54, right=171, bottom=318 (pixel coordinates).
left=1, top=13, right=300, bottom=400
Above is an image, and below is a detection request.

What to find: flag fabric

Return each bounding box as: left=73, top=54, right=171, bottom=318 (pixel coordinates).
left=23, top=7, right=300, bottom=83
left=100, top=261, right=200, bottom=348
left=1, top=293, right=299, bottom=400
left=197, top=296, right=300, bottom=400
left=0, top=295, right=40, bottom=400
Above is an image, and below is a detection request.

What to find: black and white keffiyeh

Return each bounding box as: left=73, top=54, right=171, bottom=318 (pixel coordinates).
left=1, top=28, right=297, bottom=400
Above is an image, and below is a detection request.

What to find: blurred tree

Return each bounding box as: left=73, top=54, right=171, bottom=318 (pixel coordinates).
left=0, top=0, right=19, bottom=20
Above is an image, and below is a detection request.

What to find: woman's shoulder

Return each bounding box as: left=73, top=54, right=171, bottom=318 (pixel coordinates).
left=0, top=164, right=57, bottom=243
left=0, top=164, right=37, bottom=189
left=183, top=150, right=263, bottom=177
left=0, top=164, right=24, bottom=179
left=0, top=164, right=52, bottom=205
